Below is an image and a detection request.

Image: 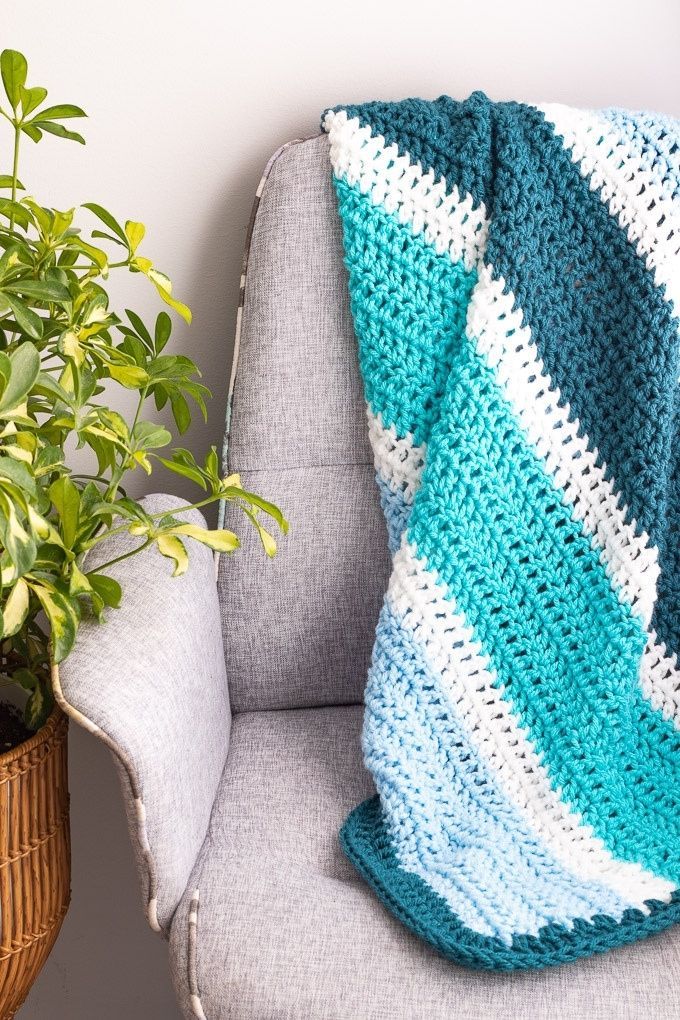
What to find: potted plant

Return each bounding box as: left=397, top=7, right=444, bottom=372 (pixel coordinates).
left=0, top=49, right=286, bottom=1018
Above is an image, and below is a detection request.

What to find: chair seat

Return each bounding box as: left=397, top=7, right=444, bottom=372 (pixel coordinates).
left=169, top=705, right=679, bottom=1020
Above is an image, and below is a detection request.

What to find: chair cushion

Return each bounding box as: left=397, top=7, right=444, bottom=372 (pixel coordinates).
left=169, top=706, right=679, bottom=1019
left=218, top=134, right=391, bottom=712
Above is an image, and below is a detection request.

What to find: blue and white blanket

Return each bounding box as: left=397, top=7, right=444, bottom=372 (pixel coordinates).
left=323, top=94, right=680, bottom=970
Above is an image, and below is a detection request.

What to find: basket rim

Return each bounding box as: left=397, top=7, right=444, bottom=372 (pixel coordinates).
left=0, top=703, right=66, bottom=767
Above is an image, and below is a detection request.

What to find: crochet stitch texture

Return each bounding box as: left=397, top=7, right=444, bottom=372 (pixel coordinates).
left=322, top=93, right=680, bottom=970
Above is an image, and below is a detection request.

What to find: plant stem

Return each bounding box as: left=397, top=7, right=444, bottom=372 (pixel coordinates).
left=93, top=538, right=153, bottom=573
left=9, top=121, right=21, bottom=231
left=146, top=495, right=218, bottom=518
left=80, top=493, right=221, bottom=552
left=105, top=384, right=148, bottom=504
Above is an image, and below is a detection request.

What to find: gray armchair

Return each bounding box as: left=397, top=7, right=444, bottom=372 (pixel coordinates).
left=54, top=135, right=678, bottom=1019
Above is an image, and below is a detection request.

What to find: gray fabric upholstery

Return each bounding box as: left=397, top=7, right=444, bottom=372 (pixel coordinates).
left=221, top=464, right=389, bottom=711
left=224, top=134, right=371, bottom=472
left=57, top=494, right=231, bottom=933
left=169, top=706, right=679, bottom=1020
left=219, top=134, right=391, bottom=712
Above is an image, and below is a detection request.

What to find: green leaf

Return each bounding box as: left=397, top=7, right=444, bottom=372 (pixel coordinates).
left=124, top=308, right=153, bottom=347
left=169, top=523, right=240, bottom=554
left=170, top=391, right=191, bottom=434
left=51, top=207, right=75, bottom=237
left=119, top=332, right=147, bottom=366
left=156, top=533, right=188, bottom=576
left=132, top=259, right=192, bottom=323
left=147, top=268, right=192, bottom=324
left=132, top=420, right=171, bottom=451
left=34, top=443, right=64, bottom=476
left=29, top=582, right=78, bottom=662
left=157, top=453, right=207, bottom=489
left=88, top=573, right=121, bottom=608
left=4, top=278, right=71, bottom=302
left=25, top=676, right=52, bottom=731
left=21, top=123, right=42, bottom=143
left=82, top=203, right=128, bottom=245
left=65, top=236, right=108, bottom=272
left=0, top=175, right=24, bottom=190
left=29, top=103, right=86, bottom=121
left=154, top=311, right=172, bottom=352
left=49, top=475, right=80, bottom=548
left=32, top=121, right=85, bottom=145
left=242, top=507, right=278, bottom=558
left=26, top=504, right=66, bottom=550
left=0, top=50, right=27, bottom=109
left=0, top=491, right=36, bottom=574
left=205, top=446, right=220, bottom=481
left=0, top=342, right=40, bottom=412
left=68, top=562, right=92, bottom=596
left=33, top=371, right=73, bottom=408
left=14, top=666, right=37, bottom=691
left=98, top=408, right=130, bottom=442
left=0, top=455, right=36, bottom=495
left=0, top=197, right=32, bottom=229
left=108, top=363, right=148, bottom=387
left=19, top=84, right=47, bottom=116
left=2, top=577, right=30, bottom=636
left=19, top=198, right=51, bottom=234
left=2, top=293, right=43, bottom=339
left=183, top=381, right=210, bottom=421
left=91, top=229, right=128, bottom=248
left=234, top=488, right=289, bottom=535
left=58, top=330, right=85, bottom=366
left=124, top=220, right=145, bottom=254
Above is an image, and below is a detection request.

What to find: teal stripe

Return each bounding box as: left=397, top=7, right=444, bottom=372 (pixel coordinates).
left=407, top=331, right=680, bottom=881
left=334, top=175, right=476, bottom=448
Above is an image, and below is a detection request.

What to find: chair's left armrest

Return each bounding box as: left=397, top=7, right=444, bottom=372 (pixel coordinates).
left=54, top=493, right=231, bottom=935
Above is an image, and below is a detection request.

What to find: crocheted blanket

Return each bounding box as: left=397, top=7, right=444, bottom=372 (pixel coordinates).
left=322, top=94, right=680, bottom=970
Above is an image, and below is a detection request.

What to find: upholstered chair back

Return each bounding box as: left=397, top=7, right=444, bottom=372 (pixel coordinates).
left=218, top=135, right=390, bottom=712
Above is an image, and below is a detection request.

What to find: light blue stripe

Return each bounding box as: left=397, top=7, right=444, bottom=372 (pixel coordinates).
left=365, top=599, right=631, bottom=943
left=375, top=472, right=412, bottom=553
left=602, top=108, right=680, bottom=199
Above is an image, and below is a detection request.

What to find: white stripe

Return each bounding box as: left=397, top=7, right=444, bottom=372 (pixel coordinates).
left=367, top=409, right=426, bottom=501
left=642, top=631, right=680, bottom=725
left=389, top=541, right=675, bottom=909
left=537, top=104, right=680, bottom=321
left=324, top=109, right=488, bottom=272
left=326, top=110, right=679, bottom=724
left=468, top=263, right=660, bottom=629
left=468, top=266, right=679, bottom=727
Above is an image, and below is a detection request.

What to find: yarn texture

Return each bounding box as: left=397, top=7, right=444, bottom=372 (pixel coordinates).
left=322, top=94, right=680, bottom=970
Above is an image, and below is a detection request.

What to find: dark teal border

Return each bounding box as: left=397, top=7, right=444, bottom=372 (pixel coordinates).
left=340, top=797, right=680, bottom=971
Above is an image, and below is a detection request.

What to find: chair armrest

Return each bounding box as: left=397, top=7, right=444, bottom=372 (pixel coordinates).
left=53, top=493, right=230, bottom=935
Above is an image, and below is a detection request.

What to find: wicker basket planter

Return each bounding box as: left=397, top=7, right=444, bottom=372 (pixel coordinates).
left=0, top=707, right=70, bottom=1019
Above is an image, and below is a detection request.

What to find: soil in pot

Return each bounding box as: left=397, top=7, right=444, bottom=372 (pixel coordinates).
left=0, top=700, right=30, bottom=753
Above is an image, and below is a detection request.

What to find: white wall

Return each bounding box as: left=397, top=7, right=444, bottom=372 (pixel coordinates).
left=8, top=0, right=680, bottom=1016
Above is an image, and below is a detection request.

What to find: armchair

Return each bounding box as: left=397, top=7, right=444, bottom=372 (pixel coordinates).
left=55, top=134, right=678, bottom=1020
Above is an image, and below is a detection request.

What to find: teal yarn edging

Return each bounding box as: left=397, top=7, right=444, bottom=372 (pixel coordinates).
left=341, top=797, right=680, bottom=971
